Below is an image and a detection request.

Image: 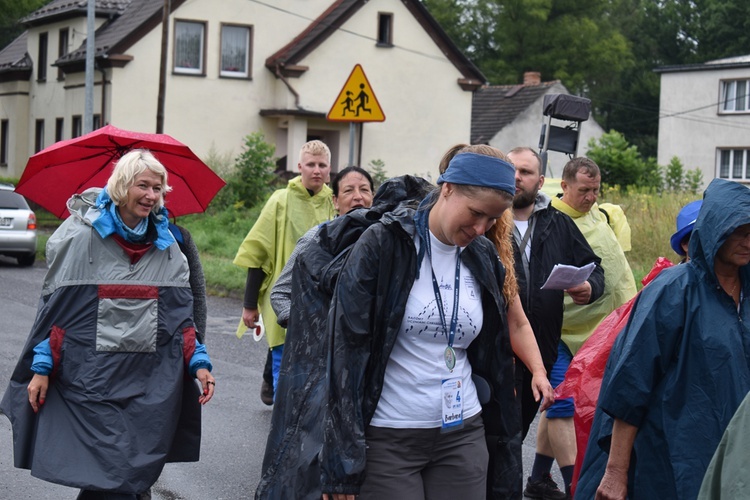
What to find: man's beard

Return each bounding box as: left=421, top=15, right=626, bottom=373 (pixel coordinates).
left=513, top=188, right=537, bottom=209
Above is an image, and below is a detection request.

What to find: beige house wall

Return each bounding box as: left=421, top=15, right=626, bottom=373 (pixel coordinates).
left=658, top=66, right=750, bottom=187
left=3, top=0, right=476, bottom=180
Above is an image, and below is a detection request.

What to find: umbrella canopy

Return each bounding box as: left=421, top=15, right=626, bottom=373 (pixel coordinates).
left=16, top=125, right=226, bottom=218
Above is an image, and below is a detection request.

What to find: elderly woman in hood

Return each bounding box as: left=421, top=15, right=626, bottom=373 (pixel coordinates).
left=576, top=178, right=750, bottom=500
left=0, top=149, right=215, bottom=499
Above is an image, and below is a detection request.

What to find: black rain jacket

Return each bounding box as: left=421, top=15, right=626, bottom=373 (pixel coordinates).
left=320, top=194, right=523, bottom=498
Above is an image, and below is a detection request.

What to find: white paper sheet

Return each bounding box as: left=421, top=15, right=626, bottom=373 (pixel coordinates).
left=540, top=262, right=596, bottom=290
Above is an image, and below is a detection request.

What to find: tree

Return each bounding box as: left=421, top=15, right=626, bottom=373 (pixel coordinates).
left=222, top=132, right=277, bottom=210
left=0, top=0, right=47, bottom=50
left=586, top=130, right=647, bottom=188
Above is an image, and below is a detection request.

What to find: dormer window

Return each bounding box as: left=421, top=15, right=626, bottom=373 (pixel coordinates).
left=377, top=13, right=393, bottom=47
left=721, top=79, right=750, bottom=113
left=37, top=32, right=48, bottom=81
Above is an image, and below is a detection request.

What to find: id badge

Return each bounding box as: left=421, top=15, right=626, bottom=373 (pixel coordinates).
left=441, top=377, right=464, bottom=432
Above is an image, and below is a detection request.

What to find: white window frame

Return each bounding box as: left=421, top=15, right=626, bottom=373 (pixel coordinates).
left=717, top=148, right=749, bottom=181
left=174, top=20, right=206, bottom=75
left=220, top=24, right=252, bottom=79
left=720, top=79, right=750, bottom=113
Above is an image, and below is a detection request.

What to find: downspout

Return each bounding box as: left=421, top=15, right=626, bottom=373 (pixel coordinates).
left=274, top=64, right=301, bottom=110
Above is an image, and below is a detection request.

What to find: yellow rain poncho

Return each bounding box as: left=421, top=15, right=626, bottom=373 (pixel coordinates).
left=551, top=198, right=637, bottom=354
left=234, top=176, right=335, bottom=347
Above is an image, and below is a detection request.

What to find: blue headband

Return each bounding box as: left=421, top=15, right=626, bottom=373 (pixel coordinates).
left=437, top=152, right=515, bottom=196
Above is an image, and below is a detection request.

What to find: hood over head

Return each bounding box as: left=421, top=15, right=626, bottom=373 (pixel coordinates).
left=689, top=178, right=750, bottom=277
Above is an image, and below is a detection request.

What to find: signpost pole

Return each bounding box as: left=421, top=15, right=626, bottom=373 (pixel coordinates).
left=348, top=122, right=355, bottom=166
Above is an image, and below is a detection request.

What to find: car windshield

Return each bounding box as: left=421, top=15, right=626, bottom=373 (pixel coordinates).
left=0, top=191, right=31, bottom=210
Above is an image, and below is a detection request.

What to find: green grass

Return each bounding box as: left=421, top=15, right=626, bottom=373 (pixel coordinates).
left=601, top=187, right=697, bottom=287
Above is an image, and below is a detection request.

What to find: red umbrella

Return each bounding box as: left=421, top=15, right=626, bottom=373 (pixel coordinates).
left=16, top=124, right=226, bottom=218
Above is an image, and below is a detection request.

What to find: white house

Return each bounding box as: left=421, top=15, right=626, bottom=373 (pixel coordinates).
left=0, top=0, right=485, bottom=180
left=656, top=55, right=750, bottom=185
left=471, top=72, right=605, bottom=179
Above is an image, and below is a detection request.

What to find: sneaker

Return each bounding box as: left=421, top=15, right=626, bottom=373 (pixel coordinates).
left=523, top=473, right=567, bottom=500
left=260, top=379, right=274, bottom=406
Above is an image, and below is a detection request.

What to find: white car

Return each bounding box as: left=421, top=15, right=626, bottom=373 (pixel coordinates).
left=0, top=184, right=38, bottom=266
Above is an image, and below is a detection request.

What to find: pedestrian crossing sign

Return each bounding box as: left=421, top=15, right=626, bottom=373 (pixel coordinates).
left=327, top=64, right=385, bottom=123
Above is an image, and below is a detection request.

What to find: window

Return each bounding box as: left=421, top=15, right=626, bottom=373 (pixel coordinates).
left=35, top=119, right=45, bottom=153
left=38, top=32, right=48, bottom=81
left=0, top=120, right=8, bottom=165
left=718, top=149, right=749, bottom=180
left=174, top=20, right=206, bottom=75
left=721, top=79, right=750, bottom=113
left=93, top=114, right=101, bottom=130
left=58, top=28, right=69, bottom=80
left=55, top=117, right=64, bottom=142
left=72, top=115, right=82, bottom=138
left=220, top=24, right=252, bottom=78
left=377, top=13, right=393, bottom=46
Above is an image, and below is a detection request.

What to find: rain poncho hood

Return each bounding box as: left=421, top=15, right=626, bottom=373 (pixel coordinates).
left=0, top=188, right=201, bottom=493
left=577, top=178, right=750, bottom=499
left=233, top=176, right=334, bottom=347
left=550, top=198, right=637, bottom=353
left=256, top=175, right=434, bottom=500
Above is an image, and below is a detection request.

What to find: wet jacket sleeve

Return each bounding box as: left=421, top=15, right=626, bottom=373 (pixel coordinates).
left=188, top=340, right=212, bottom=377
left=597, top=278, right=686, bottom=427
left=31, top=338, right=53, bottom=375
left=270, top=227, right=316, bottom=328
left=180, top=228, right=208, bottom=343
left=320, top=228, right=382, bottom=495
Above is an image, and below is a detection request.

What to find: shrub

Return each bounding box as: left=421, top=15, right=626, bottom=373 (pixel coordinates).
left=367, top=159, right=388, bottom=189
left=222, top=132, right=277, bottom=210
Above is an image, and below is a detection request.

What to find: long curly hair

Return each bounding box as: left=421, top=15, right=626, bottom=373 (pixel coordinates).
left=439, top=144, right=518, bottom=304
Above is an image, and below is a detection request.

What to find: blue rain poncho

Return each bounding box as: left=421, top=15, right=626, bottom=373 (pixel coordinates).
left=576, top=178, right=750, bottom=499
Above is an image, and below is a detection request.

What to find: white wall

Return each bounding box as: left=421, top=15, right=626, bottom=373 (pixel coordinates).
left=658, top=66, right=750, bottom=186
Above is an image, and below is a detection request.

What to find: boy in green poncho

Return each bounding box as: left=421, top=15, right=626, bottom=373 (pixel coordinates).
left=234, top=140, right=335, bottom=404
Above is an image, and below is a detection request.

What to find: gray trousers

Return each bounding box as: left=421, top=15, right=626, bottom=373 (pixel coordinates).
left=359, top=413, right=488, bottom=500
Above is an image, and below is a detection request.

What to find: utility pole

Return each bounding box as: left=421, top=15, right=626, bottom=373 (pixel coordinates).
left=84, top=0, right=95, bottom=133
left=156, top=0, right=170, bottom=133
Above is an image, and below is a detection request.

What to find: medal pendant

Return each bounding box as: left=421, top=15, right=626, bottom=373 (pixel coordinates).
left=444, top=346, right=456, bottom=371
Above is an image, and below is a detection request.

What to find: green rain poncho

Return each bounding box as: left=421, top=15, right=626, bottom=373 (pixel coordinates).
left=551, top=199, right=637, bottom=354
left=234, top=176, right=335, bottom=347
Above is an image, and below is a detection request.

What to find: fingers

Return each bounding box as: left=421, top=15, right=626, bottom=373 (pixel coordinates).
left=197, top=372, right=216, bottom=405
left=28, top=374, right=49, bottom=414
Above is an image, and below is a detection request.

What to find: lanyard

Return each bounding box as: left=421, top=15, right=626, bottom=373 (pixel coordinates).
left=424, top=232, right=462, bottom=371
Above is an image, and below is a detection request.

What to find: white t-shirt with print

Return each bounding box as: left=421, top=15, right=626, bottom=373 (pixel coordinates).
left=370, top=231, right=484, bottom=428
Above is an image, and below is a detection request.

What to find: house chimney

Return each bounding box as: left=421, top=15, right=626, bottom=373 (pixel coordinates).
left=523, top=71, right=541, bottom=86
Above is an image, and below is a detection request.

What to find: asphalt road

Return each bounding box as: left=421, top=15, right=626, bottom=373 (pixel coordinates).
left=0, top=257, right=562, bottom=499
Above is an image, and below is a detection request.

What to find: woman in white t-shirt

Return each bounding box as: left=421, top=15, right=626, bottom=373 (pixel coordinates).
left=321, top=145, right=551, bottom=500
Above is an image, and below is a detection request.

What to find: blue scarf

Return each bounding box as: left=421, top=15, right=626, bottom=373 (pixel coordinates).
left=92, top=188, right=175, bottom=250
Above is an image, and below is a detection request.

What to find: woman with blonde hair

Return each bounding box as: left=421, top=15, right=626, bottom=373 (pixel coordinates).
left=1, top=149, right=215, bottom=499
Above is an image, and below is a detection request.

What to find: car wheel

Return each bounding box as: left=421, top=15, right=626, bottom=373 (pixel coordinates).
left=17, top=253, right=36, bottom=267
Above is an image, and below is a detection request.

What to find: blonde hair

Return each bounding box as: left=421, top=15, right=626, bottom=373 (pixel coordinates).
left=439, top=143, right=518, bottom=303
left=299, top=140, right=331, bottom=163
left=106, top=149, right=172, bottom=211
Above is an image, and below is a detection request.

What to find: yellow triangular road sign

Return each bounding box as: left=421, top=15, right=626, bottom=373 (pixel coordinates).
left=327, top=64, right=385, bottom=123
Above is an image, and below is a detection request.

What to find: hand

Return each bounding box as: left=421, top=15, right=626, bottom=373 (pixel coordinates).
left=530, top=371, right=555, bottom=412
left=242, top=307, right=260, bottom=329
left=196, top=368, right=215, bottom=405
left=322, top=494, right=356, bottom=500
left=566, top=281, right=592, bottom=305
left=28, top=374, right=49, bottom=413
left=596, top=466, right=628, bottom=500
